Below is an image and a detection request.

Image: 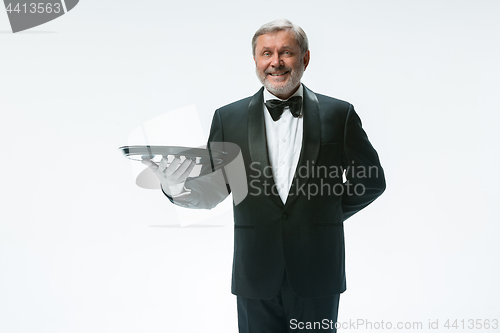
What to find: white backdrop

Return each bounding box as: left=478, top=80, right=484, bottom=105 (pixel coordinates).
left=1, top=1, right=499, bottom=332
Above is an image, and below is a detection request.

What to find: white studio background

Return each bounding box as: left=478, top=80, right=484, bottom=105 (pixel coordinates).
left=1, top=1, right=499, bottom=332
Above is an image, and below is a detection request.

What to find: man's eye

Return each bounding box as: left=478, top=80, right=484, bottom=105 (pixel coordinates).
left=284, top=51, right=291, bottom=55
left=263, top=52, right=271, bottom=56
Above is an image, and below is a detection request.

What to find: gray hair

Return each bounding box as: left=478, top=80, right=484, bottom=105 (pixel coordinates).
left=252, top=19, right=309, bottom=57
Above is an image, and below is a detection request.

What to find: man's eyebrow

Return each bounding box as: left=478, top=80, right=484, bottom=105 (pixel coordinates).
left=259, top=46, right=294, bottom=52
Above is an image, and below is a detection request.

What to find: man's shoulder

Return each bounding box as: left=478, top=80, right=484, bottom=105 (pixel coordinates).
left=214, top=89, right=263, bottom=120
left=217, top=95, right=254, bottom=114
left=312, top=90, right=352, bottom=111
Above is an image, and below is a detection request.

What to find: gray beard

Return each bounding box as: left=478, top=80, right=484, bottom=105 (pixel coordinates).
left=256, top=64, right=304, bottom=98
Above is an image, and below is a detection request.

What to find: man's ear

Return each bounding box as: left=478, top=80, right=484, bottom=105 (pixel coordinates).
left=303, top=50, right=310, bottom=70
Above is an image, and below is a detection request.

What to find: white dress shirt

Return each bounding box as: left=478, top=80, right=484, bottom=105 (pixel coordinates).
left=263, top=84, right=304, bottom=204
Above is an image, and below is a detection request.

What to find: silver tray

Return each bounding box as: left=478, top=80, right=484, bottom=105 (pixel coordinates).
left=118, top=145, right=229, bottom=166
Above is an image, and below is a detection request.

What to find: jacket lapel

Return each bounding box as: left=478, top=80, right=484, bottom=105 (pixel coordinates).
left=247, top=87, right=284, bottom=207
left=284, top=84, right=321, bottom=209
left=247, top=85, right=321, bottom=209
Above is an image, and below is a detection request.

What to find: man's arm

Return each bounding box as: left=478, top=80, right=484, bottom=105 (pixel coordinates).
left=341, top=104, right=386, bottom=221
left=150, top=109, right=232, bottom=210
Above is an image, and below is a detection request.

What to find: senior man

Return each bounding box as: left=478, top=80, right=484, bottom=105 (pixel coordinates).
left=144, top=19, right=386, bottom=333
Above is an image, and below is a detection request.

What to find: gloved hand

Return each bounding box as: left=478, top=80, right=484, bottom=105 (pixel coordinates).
left=141, top=156, right=195, bottom=196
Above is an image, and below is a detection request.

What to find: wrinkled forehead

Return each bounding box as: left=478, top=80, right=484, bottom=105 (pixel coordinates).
left=255, top=30, right=300, bottom=49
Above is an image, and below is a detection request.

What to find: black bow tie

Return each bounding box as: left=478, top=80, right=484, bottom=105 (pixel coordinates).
left=265, top=96, right=302, bottom=121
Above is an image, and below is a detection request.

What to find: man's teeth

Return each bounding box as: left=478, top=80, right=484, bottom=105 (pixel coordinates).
left=269, top=72, right=288, bottom=76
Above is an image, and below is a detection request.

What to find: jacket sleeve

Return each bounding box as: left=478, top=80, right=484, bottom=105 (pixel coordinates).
left=341, top=104, right=386, bottom=221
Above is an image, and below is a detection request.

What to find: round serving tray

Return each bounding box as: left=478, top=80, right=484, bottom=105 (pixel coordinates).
left=118, top=145, right=229, bottom=166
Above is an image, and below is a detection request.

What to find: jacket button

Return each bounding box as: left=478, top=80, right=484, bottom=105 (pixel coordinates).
left=282, top=213, right=288, bottom=220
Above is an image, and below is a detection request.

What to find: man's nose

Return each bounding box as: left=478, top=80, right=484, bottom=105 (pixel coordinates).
left=270, top=54, right=283, bottom=67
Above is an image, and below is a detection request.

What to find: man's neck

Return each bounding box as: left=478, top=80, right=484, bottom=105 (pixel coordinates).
left=266, top=83, right=301, bottom=100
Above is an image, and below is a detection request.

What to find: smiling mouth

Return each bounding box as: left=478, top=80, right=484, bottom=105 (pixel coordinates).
left=268, top=71, right=290, bottom=77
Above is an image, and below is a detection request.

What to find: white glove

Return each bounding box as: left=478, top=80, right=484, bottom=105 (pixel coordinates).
left=141, top=156, right=195, bottom=196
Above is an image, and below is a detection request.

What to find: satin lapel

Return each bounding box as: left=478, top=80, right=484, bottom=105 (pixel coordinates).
left=247, top=87, right=283, bottom=207
left=284, top=85, right=321, bottom=209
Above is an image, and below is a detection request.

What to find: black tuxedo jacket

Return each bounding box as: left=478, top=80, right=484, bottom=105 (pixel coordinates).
left=168, top=85, right=385, bottom=299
